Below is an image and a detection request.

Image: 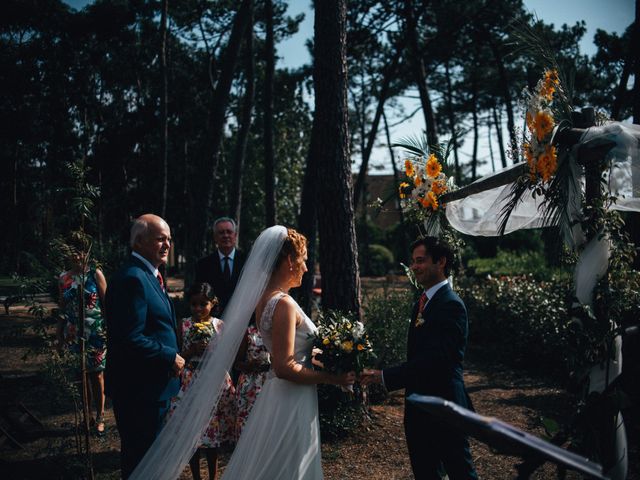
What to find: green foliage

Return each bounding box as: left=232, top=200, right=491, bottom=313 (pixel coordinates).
left=458, top=274, right=572, bottom=375
left=317, top=384, right=368, bottom=439
left=362, top=288, right=413, bottom=402
left=360, top=244, right=394, bottom=277
left=466, top=249, right=569, bottom=280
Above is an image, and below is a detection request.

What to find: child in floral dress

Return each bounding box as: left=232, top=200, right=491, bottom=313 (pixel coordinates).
left=171, top=283, right=235, bottom=480
left=233, top=319, right=270, bottom=440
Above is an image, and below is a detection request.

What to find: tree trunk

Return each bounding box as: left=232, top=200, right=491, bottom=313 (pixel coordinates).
left=383, top=109, right=403, bottom=223
left=611, top=52, right=632, bottom=121
left=444, top=61, right=460, bottom=183
left=492, top=104, right=507, bottom=169
left=313, top=0, right=361, bottom=316
left=353, top=44, right=403, bottom=210
left=195, top=0, right=252, bottom=257
left=487, top=36, right=517, bottom=157
left=160, top=0, right=169, bottom=217
left=487, top=116, right=496, bottom=173
left=230, top=12, right=255, bottom=235
left=403, top=0, right=438, bottom=147
left=297, top=126, right=319, bottom=314
left=471, top=80, right=479, bottom=181
left=263, top=0, right=276, bottom=227
left=633, top=0, right=640, bottom=124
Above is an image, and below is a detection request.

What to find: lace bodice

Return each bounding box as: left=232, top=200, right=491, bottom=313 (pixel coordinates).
left=258, top=292, right=317, bottom=368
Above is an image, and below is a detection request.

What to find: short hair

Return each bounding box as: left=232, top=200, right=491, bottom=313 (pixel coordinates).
left=274, top=228, right=307, bottom=271
left=410, top=236, right=456, bottom=276
left=213, top=217, right=237, bottom=232
left=187, top=282, right=219, bottom=307
left=130, top=217, right=150, bottom=248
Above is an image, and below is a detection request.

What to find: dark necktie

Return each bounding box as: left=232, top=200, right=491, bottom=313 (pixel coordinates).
left=223, top=257, right=231, bottom=282
left=157, top=272, right=165, bottom=291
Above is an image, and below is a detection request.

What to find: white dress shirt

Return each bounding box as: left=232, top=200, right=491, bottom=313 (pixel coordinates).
left=218, top=248, right=236, bottom=276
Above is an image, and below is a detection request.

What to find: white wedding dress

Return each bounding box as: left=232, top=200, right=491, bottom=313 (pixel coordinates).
left=222, top=292, right=323, bottom=479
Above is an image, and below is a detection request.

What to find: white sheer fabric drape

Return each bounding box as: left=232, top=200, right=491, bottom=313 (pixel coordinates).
left=130, top=226, right=288, bottom=480
left=445, top=122, right=640, bottom=236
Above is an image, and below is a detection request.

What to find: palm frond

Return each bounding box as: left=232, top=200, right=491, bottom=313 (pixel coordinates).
left=497, top=177, right=530, bottom=236
left=392, top=135, right=430, bottom=157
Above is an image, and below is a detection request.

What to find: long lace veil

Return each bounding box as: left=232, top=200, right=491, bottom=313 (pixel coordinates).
left=130, top=225, right=288, bottom=480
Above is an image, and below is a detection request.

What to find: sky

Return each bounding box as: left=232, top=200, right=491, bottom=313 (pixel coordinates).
left=64, top=0, right=635, bottom=175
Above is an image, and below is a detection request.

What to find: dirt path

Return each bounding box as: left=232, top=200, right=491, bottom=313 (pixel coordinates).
left=1, top=311, right=637, bottom=479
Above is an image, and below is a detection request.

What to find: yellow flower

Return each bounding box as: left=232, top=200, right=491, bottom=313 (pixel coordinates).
left=426, top=154, right=442, bottom=178
left=419, top=191, right=439, bottom=211
left=322, top=337, right=330, bottom=345
left=341, top=341, right=353, bottom=353
left=431, top=179, right=447, bottom=196
left=398, top=182, right=410, bottom=199
left=404, top=159, right=415, bottom=177
left=414, top=175, right=423, bottom=187
left=534, top=111, right=554, bottom=141
left=357, top=344, right=365, bottom=351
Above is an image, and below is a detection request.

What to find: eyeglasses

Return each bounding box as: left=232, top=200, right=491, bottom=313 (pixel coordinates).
left=216, top=229, right=235, bottom=235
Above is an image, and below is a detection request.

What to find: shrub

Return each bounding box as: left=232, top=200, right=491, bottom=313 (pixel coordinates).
left=466, top=249, right=569, bottom=280
left=318, top=384, right=368, bottom=439
left=360, top=244, right=395, bottom=277
left=363, top=288, right=414, bottom=402
left=457, top=274, right=572, bottom=375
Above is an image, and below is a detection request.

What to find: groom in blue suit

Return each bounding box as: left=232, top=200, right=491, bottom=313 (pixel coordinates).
left=105, top=214, right=184, bottom=479
left=363, top=237, right=477, bottom=480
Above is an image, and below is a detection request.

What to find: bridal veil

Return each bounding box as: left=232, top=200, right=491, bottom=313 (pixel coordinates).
left=130, top=225, right=288, bottom=480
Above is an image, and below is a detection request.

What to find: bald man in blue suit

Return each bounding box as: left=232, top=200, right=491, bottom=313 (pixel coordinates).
left=105, top=214, right=185, bottom=479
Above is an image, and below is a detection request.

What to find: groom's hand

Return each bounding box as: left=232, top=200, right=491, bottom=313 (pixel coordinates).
left=360, top=368, right=382, bottom=386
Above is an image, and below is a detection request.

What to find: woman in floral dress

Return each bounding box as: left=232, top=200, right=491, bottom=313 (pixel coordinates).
left=233, top=319, right=270, bottom=440
left=171, top=283, right=235, bottom=480
left=56, top=239, right=108, bottom=436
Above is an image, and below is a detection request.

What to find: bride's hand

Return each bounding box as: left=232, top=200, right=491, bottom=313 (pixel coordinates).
left=334, top=370, right=356, bottom=387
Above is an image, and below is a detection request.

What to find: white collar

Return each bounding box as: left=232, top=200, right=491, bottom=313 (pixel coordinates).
left=424, top=278, right=448, bottom=301
left=132, top=251, right=159, bottom=277
left=218, top=248, right=236, bottom=261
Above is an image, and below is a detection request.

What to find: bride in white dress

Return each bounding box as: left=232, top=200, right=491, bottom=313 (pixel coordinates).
left=128, top=226, right=355, bottom=480
left=223, top=227, right=355, bottom=479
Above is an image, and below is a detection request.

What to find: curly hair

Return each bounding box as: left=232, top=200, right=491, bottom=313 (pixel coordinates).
left=274, top=228, right=307, bottom=271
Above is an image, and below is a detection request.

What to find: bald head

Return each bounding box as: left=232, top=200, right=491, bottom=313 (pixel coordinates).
left=131, top=214, right=172, bottom=267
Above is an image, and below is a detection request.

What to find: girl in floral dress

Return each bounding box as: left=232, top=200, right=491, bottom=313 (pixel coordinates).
left=233, top=319, right=270, bottom=440
left=171, top=283, right=235, bottom=480
left=56, top=239, right=108, bottom=436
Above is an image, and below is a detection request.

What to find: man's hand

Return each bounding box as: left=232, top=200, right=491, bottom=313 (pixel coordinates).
left=173, top=353, right=185, bottom=376
left=360, top=368, right=383, bottom=386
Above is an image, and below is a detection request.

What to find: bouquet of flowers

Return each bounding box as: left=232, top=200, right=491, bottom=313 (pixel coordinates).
left=399, top=154, right=449, bottom=214
left=191, top=320, right=215, bottom=344
left=523, top=69, right=561, bottom=183
left=311, top=310, right=374, bottom=385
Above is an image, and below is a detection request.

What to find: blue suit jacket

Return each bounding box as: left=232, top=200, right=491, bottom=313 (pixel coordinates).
left=383, top=283, right=472, bottom=408
left=105, top=256, right=180, bottom=402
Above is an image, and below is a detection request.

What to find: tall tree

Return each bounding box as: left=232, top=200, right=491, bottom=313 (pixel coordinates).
left=192, top=0, right=252, bottom=258
left=403, top=0, right=438, bottom=147
left=160, top=0, right=169, bottom=217
left=263, top=0, right=276, bottom=226
left=313, top=0, right=361, bottom=315
left=230, top=7, right=255, bottom=234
